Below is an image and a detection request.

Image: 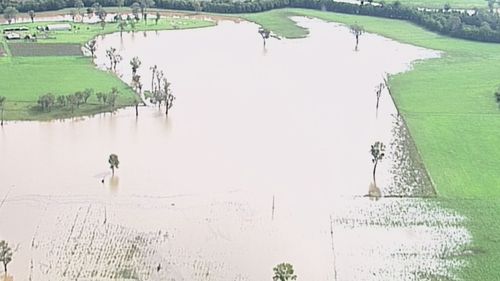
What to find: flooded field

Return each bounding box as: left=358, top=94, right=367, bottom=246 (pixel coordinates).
left=0, top=18, right=470, bottom=280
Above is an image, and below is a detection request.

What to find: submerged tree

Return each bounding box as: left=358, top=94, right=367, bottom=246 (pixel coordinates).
left=258, top=27, right=271, bottom=47
left=375, top=82, right=385, bottom=110
left=273, top=263, right=297, bottom=281
left=0, top=96, right=5, bottom=126
left=370, top=141, right=386, bottom=188
left=0, top=240, right=13, bottom=275
left=349, top=23, right=364, bottom=51
left=86, top=39, right=97, bottom=58
left=150, top=64, right=158, bottom=92
left=162, top=77, right=175, bottom=116
left=108, top=154, right=120, bottom=175
left=130, top=56, right=142, bottom=75
left=106, top=47, right=122, bottom=72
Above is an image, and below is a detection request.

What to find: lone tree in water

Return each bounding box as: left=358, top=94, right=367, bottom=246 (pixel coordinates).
left=130, top=56, right=142, bottom=75
left=349, top=23, right=364, bottom=51
left=0, top=96, right=6, bottom=126
left=375, top=82, right=385, bottom=110
left=258, top=27, right=271, bottom=47
left=0, top=240, right=13, bottom=275
left=273, top=263, right=297, bottom=281
left=370, top=141, right=385, bottom=188
left=108, top=154, right=120, bottom=175
left=162, top=77, right=175, bottom=116
left=106, top=47, right=122, bottom=72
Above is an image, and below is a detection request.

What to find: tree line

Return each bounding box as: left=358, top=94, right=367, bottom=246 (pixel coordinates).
left=3, top=0, right=500, bottom=43
left=35, top=88, right=120, bottom=113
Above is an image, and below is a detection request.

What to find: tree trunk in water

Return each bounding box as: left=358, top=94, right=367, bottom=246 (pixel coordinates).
left=165, top=103, right=169, bottom=116
left=135, top=104, right=138, bottom=116
left=111, top=167, right=114, bottom=176
left=3, top=262, right=7, bottom=274
left=372, top=160, right=378, bottom=187
left=355, top=35, right=359, bottom=50
left=1, top=108, right=4, bottom=126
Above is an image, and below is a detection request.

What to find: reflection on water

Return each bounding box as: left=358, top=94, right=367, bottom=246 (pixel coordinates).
left=0, top=18, right=469, bottom=281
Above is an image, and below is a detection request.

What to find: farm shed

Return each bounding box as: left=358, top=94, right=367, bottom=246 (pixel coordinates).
left=46, top=24, right=72, bottom=31
left=2, top=27, right=29, bottom=34
left=5, top=32, right=21, bottom=40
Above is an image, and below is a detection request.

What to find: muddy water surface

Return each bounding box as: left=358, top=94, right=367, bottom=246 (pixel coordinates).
left=0, top=18, right=469, bottom=281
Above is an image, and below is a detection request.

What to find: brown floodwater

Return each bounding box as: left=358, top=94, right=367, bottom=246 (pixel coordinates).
left=0, top=18, right=469, bottom=281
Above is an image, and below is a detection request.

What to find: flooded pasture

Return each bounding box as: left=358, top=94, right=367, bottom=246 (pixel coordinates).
left=0, top=18, right=470, bottom=280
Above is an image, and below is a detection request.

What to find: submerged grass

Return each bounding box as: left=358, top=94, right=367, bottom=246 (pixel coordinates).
left=239, top=8, right=500, bottom=280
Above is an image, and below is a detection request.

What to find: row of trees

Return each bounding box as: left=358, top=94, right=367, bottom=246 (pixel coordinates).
left=5, top=0, right=500, bottom=43
left=36, top=88, right=119, bottom=112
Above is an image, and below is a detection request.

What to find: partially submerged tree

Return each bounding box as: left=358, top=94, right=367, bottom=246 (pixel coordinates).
left=3, top=6, right=18, bottom=24
left=370, top=141, right=386, bottom=188
left=349, top=23, right=364, bottom=51
left=108, top=154, right=119, bottom=175
left=86, top=39, right=97, bottom=58
left=132, top=74, right=143, bottom=94
left=162, top=77, right=175, bottom=116
left=106, top=47, right=122, bottom=72
left=130, top=56, right=142, bottom=75
left=0, top=96, right=5, bottom=126
left=28, top=10, right=35, bottom=23
left=0, top=240, right=13, bottom=275
left=150, top=64, right=157, bottom=91
left=147, top=67, right=176, bottom=116
left=273, top=263, right=297, bottom=281
left=258, top=27, right=271, bottom=47
left=375, top=82, right=385, bottom=110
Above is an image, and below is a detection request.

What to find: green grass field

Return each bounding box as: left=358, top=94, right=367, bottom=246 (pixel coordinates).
left=242, top=8, right=500, bottom=280
left=0, top=16, right=214, bottom=120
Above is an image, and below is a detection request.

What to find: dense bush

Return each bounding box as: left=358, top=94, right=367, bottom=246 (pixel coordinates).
left=3, top=0, right=500, bottom=43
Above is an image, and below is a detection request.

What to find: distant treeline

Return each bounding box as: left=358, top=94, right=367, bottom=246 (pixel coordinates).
left=3, top=0, right=500, bottom=43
